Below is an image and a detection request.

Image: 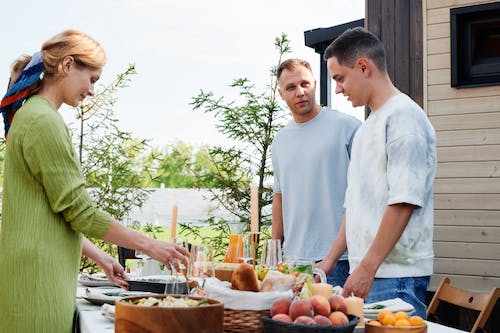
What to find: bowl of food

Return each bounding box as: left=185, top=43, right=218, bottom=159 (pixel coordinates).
left=115, top=295, right=224, bottom=333
left=365, top=311, right=427, bottom=333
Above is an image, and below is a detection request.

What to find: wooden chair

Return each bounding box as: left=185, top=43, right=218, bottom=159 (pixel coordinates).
left=427, top=277, right=500, bottom=333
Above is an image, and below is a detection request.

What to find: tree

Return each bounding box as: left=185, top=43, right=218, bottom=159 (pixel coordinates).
left=73, top=65, right=159, bottom=272
left=151, top=141, right=221, bottom=188
left=183, top=34, right=291, bottom=258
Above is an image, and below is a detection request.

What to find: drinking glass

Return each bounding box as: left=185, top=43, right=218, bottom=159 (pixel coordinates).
left=237, top=234, right=254, bottom=264
left=169, top=240, right=189, bottom=294
left=188, top=244, right=215, bottom=278
left=261, top=239, right=283, bottom=270
left=286, top=257, right=327, bottom=283
left=134, top=250, right=151, bottom=276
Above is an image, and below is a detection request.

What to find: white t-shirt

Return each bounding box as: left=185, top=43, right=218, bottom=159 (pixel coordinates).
left=272, top=107, right=361, bottom=261
left=344, top=93, right=436, bottom=278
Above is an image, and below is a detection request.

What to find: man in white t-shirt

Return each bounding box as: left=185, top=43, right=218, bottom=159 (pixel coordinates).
left=272, top=58, right=360, bottom=287
left=317, top=28, right=436, bottom=318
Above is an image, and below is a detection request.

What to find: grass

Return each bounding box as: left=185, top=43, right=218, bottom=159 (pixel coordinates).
left=148, top=226, right=220, bottom=243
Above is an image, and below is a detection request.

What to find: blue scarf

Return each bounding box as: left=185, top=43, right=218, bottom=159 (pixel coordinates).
left=0, top=51, right=44, bottom=137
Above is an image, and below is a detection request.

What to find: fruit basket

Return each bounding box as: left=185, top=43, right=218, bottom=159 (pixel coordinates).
left=223, top=308, right=270, bottom=333
left=261, top=315, right=359, bottom=333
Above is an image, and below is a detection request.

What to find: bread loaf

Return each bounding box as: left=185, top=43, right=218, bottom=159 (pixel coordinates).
left=260, top=270, right=297, bottom=292
left=231, top=263, right=259, bottom=292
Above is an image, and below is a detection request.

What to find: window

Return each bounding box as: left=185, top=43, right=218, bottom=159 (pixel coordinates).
left=451, top=2, right=500, bottom=88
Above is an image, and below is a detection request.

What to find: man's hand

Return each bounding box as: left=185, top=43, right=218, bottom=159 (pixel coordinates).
left=315, top=258, right=337, bottom=283
left=341, top=262, right=375, bottom=299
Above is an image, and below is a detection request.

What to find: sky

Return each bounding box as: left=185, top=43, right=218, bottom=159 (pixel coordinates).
left=0, top=0, right=365, bottom=147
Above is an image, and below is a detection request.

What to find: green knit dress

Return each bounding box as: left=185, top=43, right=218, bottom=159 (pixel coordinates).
left=0, top=96, right=111, bottom=332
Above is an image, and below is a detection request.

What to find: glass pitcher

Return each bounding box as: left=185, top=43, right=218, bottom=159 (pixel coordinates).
left=223, top=222, right=244, bottom=263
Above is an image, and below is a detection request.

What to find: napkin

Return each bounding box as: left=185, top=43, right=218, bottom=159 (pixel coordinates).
left=101, top=304, right=115, bottom=322
left=364, top=297, right=415, bottom=314
left=204, top=277, right=293, bottom=310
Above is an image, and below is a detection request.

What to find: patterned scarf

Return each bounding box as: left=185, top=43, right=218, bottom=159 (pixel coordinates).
left=0, top=51, right=44, bottom=137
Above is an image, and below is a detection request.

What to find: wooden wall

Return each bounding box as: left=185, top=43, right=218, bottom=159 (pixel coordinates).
left=366, top=0, right=423, bottom=107
left=424, top=0, right=500, bottom=293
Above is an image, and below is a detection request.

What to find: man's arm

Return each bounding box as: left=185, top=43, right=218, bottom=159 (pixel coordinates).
left=316, top=214, right=348, bottom=275
left=271, top=193, right=284, bottom=241
left=341, top=203, right=414, bottom=298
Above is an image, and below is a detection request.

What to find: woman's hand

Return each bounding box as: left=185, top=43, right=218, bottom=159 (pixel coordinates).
left=98, top=252, right=129, bottom=289
left=144, top=239, right=189, bottom=272
left=82, top=237, right=129, bottom=289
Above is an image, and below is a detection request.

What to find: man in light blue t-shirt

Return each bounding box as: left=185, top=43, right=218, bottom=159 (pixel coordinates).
left=317, top=27, right=436, bottom=318
left=271, top=58, right=361, bottom=287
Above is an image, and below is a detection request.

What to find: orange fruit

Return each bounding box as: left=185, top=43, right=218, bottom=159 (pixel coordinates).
left=394, top=318, right=411, bottom=327
left=377, top=309, right=392, bottom=322
left=395, top=311, right=409, bottom=321
left=409, top=315, right=425, bottom=326
left=368, top=320, right=382, bottom=326
left=382, top=313, right=396, bottom=326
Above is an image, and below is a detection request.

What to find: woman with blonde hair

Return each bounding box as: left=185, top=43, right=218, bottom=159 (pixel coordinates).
left=0, top=29, right=189, bottom=332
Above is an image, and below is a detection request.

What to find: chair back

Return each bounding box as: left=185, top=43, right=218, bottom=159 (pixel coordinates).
left=118, top=246, right=138, bottom=268
left=427, top=277, right=500, bottom=332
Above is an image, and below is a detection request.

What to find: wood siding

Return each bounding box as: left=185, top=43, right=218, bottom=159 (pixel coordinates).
left=424, top=0, right=500, bottom=293
left=366, top=0, right=423, bottom=107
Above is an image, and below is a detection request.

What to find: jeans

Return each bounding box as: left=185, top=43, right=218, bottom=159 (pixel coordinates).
left=326, top=260, right=350, bottom=287
left=365, top=276, right=430, bottom=319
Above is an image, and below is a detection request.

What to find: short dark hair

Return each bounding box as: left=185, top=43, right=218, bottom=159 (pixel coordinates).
left=276, top=58, right=312, bottom=80
left=323, top=27, right=387, bottom=72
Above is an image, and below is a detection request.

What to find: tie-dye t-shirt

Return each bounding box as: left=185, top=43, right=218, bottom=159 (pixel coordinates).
left=344, top=93, right=436, bottom=278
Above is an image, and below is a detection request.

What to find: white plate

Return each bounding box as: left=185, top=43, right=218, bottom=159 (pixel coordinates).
left=364, top=297, right=415, bottom=319
left=79, top=274, right=117, bottom=287
left=83, top=288, right=153, bottom=305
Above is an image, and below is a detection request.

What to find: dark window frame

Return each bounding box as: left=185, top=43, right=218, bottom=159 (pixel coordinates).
left=451, top=2, right=500, bottom=88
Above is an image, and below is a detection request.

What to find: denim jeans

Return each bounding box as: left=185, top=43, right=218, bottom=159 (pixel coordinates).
left=326, top=260, right=350, bottom=287
left=365, top=276, right=430, bottom=319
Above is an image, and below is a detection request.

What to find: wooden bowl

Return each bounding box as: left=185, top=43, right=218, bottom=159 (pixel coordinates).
left=115, top=294, right=224, bottom=333
left=365, top=321, right=427, bottom=333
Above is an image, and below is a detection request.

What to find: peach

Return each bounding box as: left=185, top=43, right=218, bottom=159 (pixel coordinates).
left=313, top=315, right=332, bottom=325
left=288, top=299, right=314, bottom=320
left=294, top=315, right=316, bottom=325
left=310, top=295, right=331, bottom=316
left=328, top=295, right=348, bottom=314
left=272, top=313, right=293, bottom=323
left=328, top=311, right=349, bottom=326
left=270, top=297, right=292, bottom=316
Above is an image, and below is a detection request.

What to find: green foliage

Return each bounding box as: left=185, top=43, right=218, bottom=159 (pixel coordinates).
left=128, top=220, right=164, bottom=240
left=74, top=64, right=158, bottom=273
left=184, top=34, right=291, bottom=257
left=151, top=141, right=220, bottom=188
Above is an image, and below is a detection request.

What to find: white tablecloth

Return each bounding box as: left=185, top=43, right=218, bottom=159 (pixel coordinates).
left=76, top=299, right=114, bottom=333
left=76, top=285, right=468, bottom=333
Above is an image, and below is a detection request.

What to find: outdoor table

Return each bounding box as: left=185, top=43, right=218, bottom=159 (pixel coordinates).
left=76, top=298, right=114, bottom=333
left=75, top=286, right=468, bottom=333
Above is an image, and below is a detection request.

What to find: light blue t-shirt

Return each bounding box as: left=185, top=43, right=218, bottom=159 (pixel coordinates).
left=272, top=107, right=361, bottom=261
left=344, top=93, right=436, bottom=278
